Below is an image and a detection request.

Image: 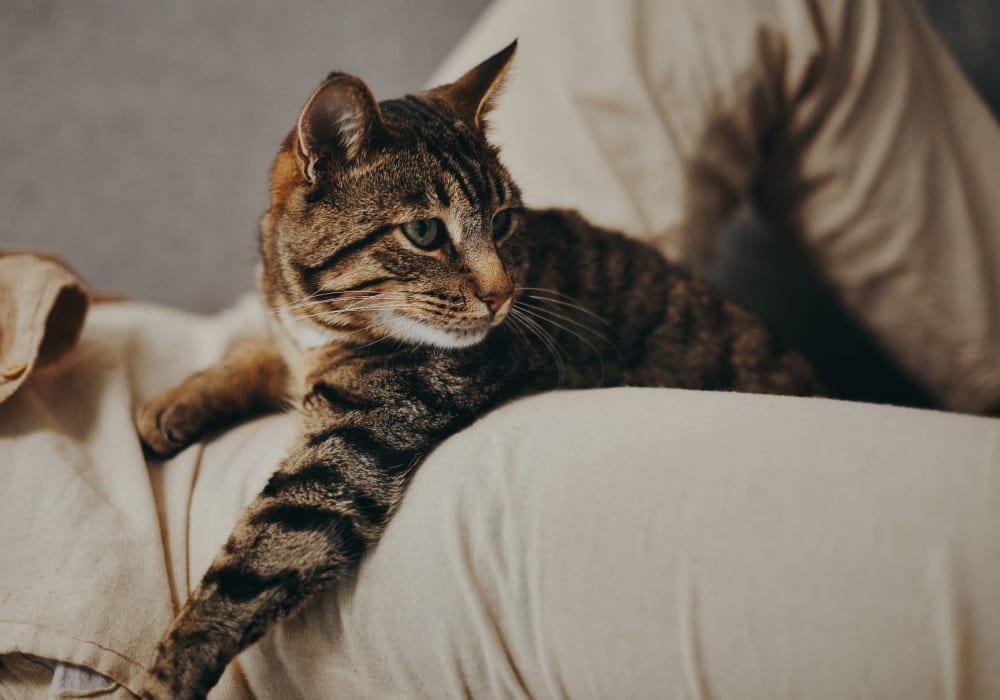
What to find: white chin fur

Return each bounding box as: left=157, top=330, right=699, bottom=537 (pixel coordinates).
left=378, top=311, right=489, bottom=349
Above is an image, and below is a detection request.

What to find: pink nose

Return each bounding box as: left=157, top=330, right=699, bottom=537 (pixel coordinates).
left=478, top=289, right=512, bottom=315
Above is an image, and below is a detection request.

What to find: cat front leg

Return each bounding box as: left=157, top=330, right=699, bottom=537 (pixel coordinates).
left=136, top=335, right=288, bottom=457
left=140, top=438, right=411, bottom=700
left=140, top=342, right=517, bottom=698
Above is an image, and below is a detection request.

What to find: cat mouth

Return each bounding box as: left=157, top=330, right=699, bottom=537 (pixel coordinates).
left=376, top=310, right=495, bottom=349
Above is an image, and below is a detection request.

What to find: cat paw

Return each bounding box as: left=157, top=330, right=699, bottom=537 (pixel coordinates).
left=135, top=395, right=202, bottom=459
left=139, top=672, right=186, bottom=700
left=138, top=681, right=171, bottom=700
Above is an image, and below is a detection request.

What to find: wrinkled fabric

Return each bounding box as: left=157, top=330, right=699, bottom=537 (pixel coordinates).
left=249, top=389, right=1000, bottom=699
left=0, top=252, right=89, bottom=405
left=1, top=283, right=999, bottom=699
left=0, top=263, right=266, bottom=696
left=433, top=0, right=1000, bottom=413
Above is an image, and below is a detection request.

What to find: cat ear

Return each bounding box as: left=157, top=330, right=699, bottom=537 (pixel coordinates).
left=429, top=40, right=517, bottom=130
left=296, top=72, right=384, bottom=182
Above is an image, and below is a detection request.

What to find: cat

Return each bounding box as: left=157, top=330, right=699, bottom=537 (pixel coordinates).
left=134, top=40, right=822, bottom=699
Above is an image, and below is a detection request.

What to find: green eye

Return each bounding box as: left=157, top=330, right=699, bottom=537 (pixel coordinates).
left=492, top=209, right=513, bottom=241
left=402, top=218, right=444, bottom=249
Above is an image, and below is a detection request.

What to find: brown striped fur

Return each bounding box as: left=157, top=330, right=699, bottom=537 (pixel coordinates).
left=135, top=41, right=822, bottom=699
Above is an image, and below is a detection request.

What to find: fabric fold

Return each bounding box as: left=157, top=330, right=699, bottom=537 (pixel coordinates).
left=0, top=252, right=91, bottom=406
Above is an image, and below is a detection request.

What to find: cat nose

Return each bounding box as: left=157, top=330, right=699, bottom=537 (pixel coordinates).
left=477, top=288, right=512, bottom=315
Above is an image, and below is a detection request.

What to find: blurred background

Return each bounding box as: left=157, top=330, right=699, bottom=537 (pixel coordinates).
left=1, top=0, right=997, bottom=405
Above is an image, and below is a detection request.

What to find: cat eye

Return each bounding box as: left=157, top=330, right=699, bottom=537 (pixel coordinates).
left=491, top=209, right=514, bottom=242
left=402, top=218, right=444, bottom=249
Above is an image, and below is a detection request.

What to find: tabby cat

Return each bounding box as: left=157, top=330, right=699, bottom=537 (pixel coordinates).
left=135, top=41, right=821, bottom=699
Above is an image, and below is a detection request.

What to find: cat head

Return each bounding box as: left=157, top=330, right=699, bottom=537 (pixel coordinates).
left=261, top=41, right=525, bottom=351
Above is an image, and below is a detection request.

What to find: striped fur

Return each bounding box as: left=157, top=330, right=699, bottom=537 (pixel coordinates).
left=135, top=41, right=821, bottom=699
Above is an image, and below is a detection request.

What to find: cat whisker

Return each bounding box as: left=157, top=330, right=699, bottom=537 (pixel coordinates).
left=285, top=302, right=405, bottom=326
left=266, top=291, right=409, bottom=316
left=338, top=321, right=386, bottom=341
left=502, top=313, right=535, bottom=361
left=357, top=335, right=392, bottom=352
left=272, top=288, right=408, bottom=305
left=270, top=300, right=384, bottom=316
left=291, top=304, right=403, bottom=323
left=521, top=313, right=568, bottom=387
left=515, top=302, right=607, bottom=384
left=517, top=298, right=626, bottom=372
left=510, top=307, right=566, bottom=386
left=331, top=301, right=405, bottom=313
left=501, top=313, right=533, bottom=356
left=519, top=287, right=617, bottom=331
left=297, top=300, right=404, bottom=314
left=266, top=289, right=364, bottom=313
left=509, top=316, right=555, bottom=376
left=518, top=298, right=609, bottom=343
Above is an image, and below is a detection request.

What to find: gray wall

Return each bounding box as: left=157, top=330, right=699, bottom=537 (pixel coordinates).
left=1, top=0, right=490, bottom=311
